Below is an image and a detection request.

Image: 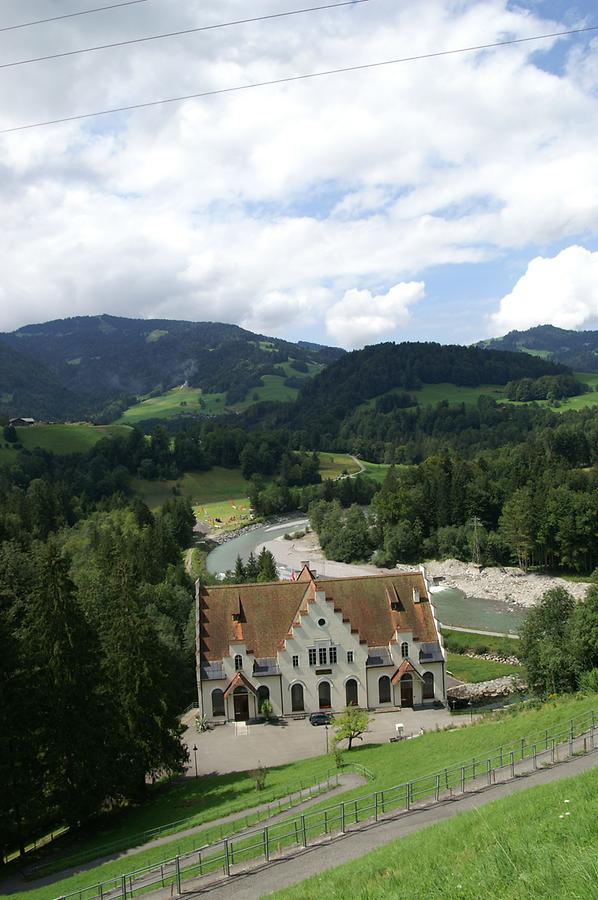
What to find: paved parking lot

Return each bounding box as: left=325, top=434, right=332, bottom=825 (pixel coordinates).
left=181, top=707, right=460, bottom=776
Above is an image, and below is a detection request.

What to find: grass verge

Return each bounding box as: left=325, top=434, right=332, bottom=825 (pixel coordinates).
left=274, top=765, right=598, bottom=899
left=446, top=652, right=524, bottom=683
left=11, top=695, right=597, bottom=899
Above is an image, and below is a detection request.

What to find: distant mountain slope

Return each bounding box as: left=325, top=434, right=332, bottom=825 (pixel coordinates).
left=0, top=315, right=343, bottom=421
left=248, top=340, right=573, bottom=442
left=0, top=339, right=87, bottom=421
left=478, top=325, right=598, bottom=372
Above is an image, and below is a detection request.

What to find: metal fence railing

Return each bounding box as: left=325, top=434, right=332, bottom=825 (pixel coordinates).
left=53, top=707, right=597, bottom=900
left=25, top=769, right=342, bottom=879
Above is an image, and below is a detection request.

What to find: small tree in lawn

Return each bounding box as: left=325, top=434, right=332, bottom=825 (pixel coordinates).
left=333, top=706, right=371, bottom=751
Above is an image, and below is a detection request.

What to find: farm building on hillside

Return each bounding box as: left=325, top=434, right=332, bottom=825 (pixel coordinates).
left=9, top=417, right=35, bottom=427
left=195, top=566, right=446, bottom=723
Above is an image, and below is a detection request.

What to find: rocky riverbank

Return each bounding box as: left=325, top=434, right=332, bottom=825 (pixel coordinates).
left=423, top=558, right=591, bottom=608
left=447, top=675, right=527, bottom=705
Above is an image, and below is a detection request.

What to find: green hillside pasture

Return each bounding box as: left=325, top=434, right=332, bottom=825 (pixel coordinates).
left=318, top=452, right=361, bottom=479
left=446, top=652, right=524, bottom=683
left=0, top=424, right=130, bottom=463
left=132, top=468, right=252, bottom=509
left=502, top=372, right=598, bottom=414
left=234, top=375, right=300, bottom=409
left=415, top=383, right=508, bottom=406
left=359, top=460, right=396, bottom=483
left=12, top=695, right=597, bottom=900
left=276, top=766, right=598, bottom=900
left=118, top=387, right=203, bottom=423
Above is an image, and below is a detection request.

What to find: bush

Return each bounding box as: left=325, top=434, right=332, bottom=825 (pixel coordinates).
left=578, top=669, right=598, bottom=695
left=250, top=764, right=268, bottom=791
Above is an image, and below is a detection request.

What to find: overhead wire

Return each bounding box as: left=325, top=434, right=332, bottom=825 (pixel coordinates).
left=1, top=23, right=596, bottom=135
left=0, top=0, right=372, bottom=70
left=0, top=1, right=148, bottom=34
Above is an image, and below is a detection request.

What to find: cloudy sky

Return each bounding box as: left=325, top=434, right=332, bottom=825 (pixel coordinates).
left=0, top=0, right=597, bottom=347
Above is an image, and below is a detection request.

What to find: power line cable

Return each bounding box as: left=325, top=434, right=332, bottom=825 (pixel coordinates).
left=1, top=23, right=596, bottom=135
left=0, top=1, right=148, bottom=34
left=0, top=0, right=371, bottom=70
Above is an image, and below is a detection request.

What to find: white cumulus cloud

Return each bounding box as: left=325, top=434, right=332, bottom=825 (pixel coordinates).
left=325, top=282, right=425, bottom=348
left=490, top=246, right=598, bottom=333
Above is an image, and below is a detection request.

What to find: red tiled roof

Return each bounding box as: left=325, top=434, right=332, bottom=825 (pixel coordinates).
left=199, top=571, right=437, bottom=663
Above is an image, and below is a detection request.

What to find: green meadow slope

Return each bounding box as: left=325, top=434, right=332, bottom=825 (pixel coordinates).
left=275, top=765, right=598, bottom=900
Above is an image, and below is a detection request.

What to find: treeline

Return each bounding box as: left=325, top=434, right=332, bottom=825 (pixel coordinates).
left=307, top=434, right=598, bottom=574
left=0, top=451, right=197, bottom=859
left=505, top=373, right=589, bottom=402
left=519, top=586, right=598, bottom=695
left=249, top=472, right=378, bottom=518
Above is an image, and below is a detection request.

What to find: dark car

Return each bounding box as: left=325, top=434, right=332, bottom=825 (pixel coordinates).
left=309, top=712, right=333, bottom=726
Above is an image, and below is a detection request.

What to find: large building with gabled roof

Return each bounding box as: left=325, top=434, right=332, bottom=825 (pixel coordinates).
left=195, top=565, right=446, bottom=722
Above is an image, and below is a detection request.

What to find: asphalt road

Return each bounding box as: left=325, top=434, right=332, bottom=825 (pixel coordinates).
left=184, top=749, right=598, bottom=900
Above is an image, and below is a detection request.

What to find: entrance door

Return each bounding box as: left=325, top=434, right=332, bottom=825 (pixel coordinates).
left=400, top=674, right=413, bottom=708
left=233, top=688, right=250, bottom=721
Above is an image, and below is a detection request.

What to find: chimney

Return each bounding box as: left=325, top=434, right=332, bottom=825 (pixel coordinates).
left=413, top=587, right=420, bottom=604
left=301, top=560, right=310, bottom=569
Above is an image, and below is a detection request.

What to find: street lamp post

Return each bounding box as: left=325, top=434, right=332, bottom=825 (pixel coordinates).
left=325, top=725, right=329, bottom=754
left=192, top=744, right=198, bottom=778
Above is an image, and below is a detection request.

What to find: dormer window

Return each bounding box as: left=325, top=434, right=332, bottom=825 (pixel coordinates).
left=234, top=654, right=243, bottom=671
left=401, top=641, right=409, bottom=659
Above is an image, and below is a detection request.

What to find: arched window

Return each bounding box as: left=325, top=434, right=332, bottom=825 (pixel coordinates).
left=234, top=654, right=243, bottom=671
left=318, top=681, right=331, bottom=709
left=423, top=672, right=435, bottom=701
left=291, top=683, right=304, bottom=712
left=378, top=675, right=391, bottom=704
left=257, top=685, right=270, bottom=712
left=211, top=688, right=225, bottom=717
left=345, top=678, right=358, bottom=707
left=401, top=642, right=409, bottom=659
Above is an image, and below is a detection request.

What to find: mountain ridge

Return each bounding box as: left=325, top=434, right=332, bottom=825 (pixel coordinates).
left=0, top=314, right=343, bottom=421
left=477, top=324, right=598, bottom=372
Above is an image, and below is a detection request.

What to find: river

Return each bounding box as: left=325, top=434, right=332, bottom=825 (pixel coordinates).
left=206, top=519, right=527, bottom=634
left=206, top=518, right=308, bottom=575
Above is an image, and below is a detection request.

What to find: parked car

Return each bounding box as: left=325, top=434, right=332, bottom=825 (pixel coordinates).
left=309, top=712, right=333, bottom=726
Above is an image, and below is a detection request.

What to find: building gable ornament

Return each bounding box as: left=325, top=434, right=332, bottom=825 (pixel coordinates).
left=222, top=671, right=258, bottom=698
left=391, top=659, right=425, bottom=684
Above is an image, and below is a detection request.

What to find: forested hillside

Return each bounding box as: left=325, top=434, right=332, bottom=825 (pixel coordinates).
left=479, top=324, right=598, bottom=372
left=0, top=315, right=343, bottom=422
left=0, top=339, right=85, bottom=420
left=247, top=341, right=587, bottom=460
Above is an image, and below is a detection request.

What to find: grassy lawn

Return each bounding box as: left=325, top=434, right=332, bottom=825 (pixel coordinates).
left=275, top=765, right=598, bottom=900
left=0, top=424, right=130, bottom=463
left=318, top=452, right=361, bottom=479
left=359, top=460, right=403, bottom=483
left=446, top=652, right=524, bottom=683
left=12, top=695, right=597, bottom=899
left=442, top=628, right=520, bottom=659
left=11, top=758, right=334, bottom=899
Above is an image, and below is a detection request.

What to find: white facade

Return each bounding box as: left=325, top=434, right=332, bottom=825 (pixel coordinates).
left=197, top=569, right=446, bottom=723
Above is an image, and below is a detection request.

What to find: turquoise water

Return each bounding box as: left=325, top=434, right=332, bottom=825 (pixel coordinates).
left=431, top=587, right=527, bottom=634
left=207, top=525, right=528, bottom=634
left=206, top=518, right=308, bottom=575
